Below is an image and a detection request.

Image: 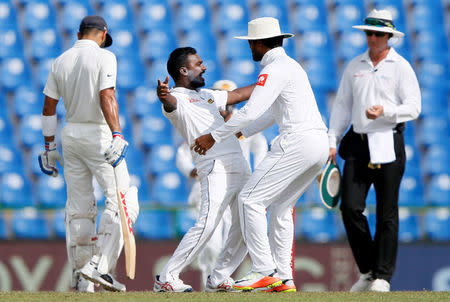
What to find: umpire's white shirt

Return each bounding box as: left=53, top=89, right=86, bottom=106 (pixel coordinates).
left=328, top=47, right=421, bottom=148
left=43, top=39, right=117, bottom=124
left=211, top=47, right=327, bottom=142
left=163, top=87, right=242, bottom=164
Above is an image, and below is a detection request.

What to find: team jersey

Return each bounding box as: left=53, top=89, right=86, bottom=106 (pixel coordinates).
left=43, top=39, right=117, bottom=124
left=211, top=47, right=327, bottom=143
left=163, top=87, right=242, bottom=164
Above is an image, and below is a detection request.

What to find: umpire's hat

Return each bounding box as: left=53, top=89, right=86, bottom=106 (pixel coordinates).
left=317, top=160, right=342, bottom=209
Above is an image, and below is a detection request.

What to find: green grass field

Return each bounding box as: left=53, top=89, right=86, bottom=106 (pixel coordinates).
left=1, top=291, right=449, bottom=302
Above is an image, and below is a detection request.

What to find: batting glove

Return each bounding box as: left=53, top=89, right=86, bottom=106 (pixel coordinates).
left=38, top=141, right=63, bottom=177
left=105, top=131, right=128, bottom=167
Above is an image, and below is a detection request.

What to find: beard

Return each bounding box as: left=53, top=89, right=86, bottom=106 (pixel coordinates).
left=252, top=51, right=263, bottom=62
left=188, top=70, right=205, bottom=88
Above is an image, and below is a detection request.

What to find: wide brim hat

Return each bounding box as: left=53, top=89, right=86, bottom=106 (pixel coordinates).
left=352, top=9, right=404, bottom=38
left=317, top=160, right=342, bottom=209
left=235, top=17, right=294, bottom=40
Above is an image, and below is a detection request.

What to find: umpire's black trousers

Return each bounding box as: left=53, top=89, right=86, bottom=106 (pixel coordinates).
left=339, top=127, right=405, bottom=282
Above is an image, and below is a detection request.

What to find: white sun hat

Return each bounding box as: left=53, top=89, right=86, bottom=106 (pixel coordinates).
left=234, top=17, right=294, bottom=40
left=212, top=80, right=237, bottom=91
left=352, top=9, right=404, bottom=38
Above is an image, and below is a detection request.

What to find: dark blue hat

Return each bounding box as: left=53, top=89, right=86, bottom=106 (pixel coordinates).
left=79, top=15, right=113, bottom=47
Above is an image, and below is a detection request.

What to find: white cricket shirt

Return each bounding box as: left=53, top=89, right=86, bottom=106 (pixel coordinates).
left=328, top=47, right=421, bottom=148
left=43, top=39, right=117, bottom=124
left=163, top=87, right=242, bottom=164
left=211, top=47, right=327, bottom=143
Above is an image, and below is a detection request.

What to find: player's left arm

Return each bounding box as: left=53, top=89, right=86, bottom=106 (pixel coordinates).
left=381, top=61, right=421, bottom=123
left=101, top=87, right=128, bottom=167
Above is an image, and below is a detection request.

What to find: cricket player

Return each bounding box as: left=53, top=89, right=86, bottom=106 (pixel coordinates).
left=193, top=17, right=329, bottom=292
left=176, top=79, right=268, bottom=290
left=38, top=15, right=139, bottom=292
left=153, top=47, right=257, bottom=292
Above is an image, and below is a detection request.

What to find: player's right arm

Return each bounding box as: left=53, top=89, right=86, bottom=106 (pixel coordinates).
left=226, top=84, right=255, bottom=105
left=157, top=76, right=177, bottom=112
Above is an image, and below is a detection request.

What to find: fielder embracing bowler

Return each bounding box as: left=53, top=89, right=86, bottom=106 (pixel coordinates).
left=38, top=15, right=139, bottom=292
left=153, top=47, right=256, bottom=292
left=193, top=17, right=329, bottom=292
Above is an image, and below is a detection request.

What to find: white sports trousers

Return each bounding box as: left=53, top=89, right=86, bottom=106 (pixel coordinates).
left=160, top=153, right=251, bottom=283
left=62, top=123, right=117, bottom=220
left=241, top=130, right=328, bottom=279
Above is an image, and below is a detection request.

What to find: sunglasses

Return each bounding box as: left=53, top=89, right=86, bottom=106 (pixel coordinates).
left=365, top=31, right=387, bottom=37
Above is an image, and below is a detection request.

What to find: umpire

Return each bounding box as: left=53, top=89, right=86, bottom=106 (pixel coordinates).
left=328, top=9, right=421, bottom=292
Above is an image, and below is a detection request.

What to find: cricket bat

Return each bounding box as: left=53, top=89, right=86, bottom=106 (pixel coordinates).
left=114, top=161, right=136, bottom=280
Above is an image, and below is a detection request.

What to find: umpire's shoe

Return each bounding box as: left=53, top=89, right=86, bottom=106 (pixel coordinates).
left=153, top=275, right=193, bottom=292
left=80, top=261, right=126, bottom=292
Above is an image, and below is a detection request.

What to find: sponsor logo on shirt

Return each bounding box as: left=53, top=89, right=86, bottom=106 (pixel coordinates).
left=207, top=99, right=214, bottom=104
left=353, top=73, right=364, bottom=77
left=189, top=98, right=200, bottom=103
left=257, top=74, right=268, bottom=86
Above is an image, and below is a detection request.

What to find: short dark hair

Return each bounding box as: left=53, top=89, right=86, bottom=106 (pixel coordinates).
left=260, top=36, right=284, bottom=49
left=167, top=47, right=197, bottom=81
left=79, top=27, right=103, bottom=38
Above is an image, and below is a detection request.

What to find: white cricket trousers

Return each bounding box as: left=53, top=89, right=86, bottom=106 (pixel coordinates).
left=61, top=123, right=117, bottom=220
left=239, top=130, right=329, bottom=279
left=159, top=153, right=251, bottom=283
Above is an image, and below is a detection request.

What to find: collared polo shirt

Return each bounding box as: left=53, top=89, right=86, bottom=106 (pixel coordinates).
left=328, top=47, right=421, bottom=148
left=44, top=39, right=117, bottom=124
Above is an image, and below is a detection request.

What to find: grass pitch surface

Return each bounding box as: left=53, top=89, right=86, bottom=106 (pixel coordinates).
left=1, top=291, right=449, bottom=302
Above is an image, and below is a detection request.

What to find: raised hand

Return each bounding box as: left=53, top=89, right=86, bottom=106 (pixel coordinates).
left=366, top=105, right=383, bottom=120
left=157, top=76, right=170, bottom=101
left=156, top=76, right=177, bottom=112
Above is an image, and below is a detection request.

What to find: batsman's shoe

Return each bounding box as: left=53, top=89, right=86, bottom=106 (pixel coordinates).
left=75, top=275, right=94, bottom=293
left=265, top=279, right=296, bottom=293
left=350, top=272, right=373, bottom=292
left=368, top=279, right=390, bottom=292
left=233, top=272, right=282, bottom=291
left=153, top=275, right=193, bottom=292
left=80, top=261, right=126, bottom=292
left=205, top=275, right=238, bottom=292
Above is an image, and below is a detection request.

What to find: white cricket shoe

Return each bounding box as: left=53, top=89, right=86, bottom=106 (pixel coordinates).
left=233, top=272, right=281, bottom=291
left=350, top=272, right=373, bottom=292
left=80, top=261, right=126, bottom=292
left=75, top=275, right=94, bottom=293
left=153, top=275, right=193, bottom=292
left=368, top=279, right=390, bottom=292
left=205, top=275, right=237, bottom=292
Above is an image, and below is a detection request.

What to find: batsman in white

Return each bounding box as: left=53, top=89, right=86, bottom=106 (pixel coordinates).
left=193, top=17, right=329, bottom=292
left=175, top=80, right=268, bottom=290
left=38, top=15, right=139, bottom=292
left=153, top=47, right=256, bottom=292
